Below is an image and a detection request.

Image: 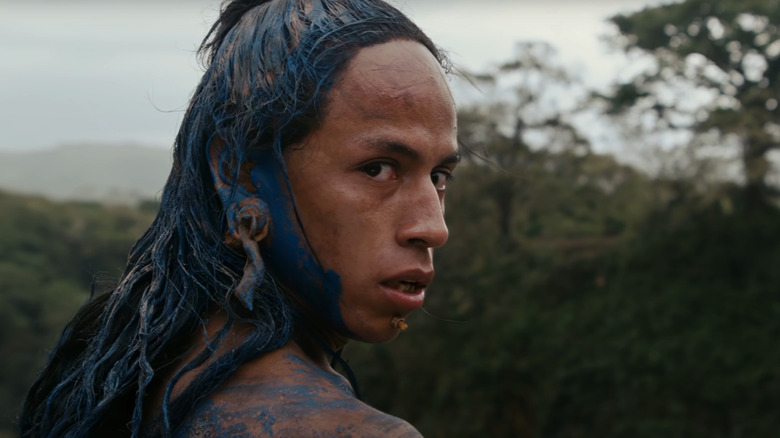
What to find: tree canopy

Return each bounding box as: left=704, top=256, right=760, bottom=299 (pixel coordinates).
left=607, top=0, right=780, bottom=206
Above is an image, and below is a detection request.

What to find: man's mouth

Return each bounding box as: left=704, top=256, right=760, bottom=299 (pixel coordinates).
left=384, top=280, right=424, bottom=294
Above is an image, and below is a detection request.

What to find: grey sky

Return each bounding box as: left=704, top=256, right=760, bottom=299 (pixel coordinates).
left=0, top=0, right=664, bottom=152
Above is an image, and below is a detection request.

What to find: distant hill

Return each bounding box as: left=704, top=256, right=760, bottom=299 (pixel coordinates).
left=0, top=144, right=172, bottom=205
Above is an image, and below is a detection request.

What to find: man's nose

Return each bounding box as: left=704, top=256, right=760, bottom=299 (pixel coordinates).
left=396, top=182, right=449, bottom=249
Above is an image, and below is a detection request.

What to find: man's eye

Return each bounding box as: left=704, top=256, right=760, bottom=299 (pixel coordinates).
left=362, top=162, right=396, bottom=180
left=431, top=170, right=453, bottom=191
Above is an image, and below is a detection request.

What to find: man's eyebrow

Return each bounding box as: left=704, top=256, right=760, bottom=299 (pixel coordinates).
left=440, top=152, right=461, bottom=166
left=364, top=138, right=461, bottom=165
left=364, top=139, right=420, bottom=159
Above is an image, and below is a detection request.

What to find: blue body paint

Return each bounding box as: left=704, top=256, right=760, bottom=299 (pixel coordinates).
left=148, top=351, right=417, bottom=437
left=259, top=409, right=276, bottom=436
left=172, top=401, right=253, bottom=438
left=247, top=146, right=348, bottom=334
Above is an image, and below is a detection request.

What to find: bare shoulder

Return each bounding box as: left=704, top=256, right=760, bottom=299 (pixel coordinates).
left=170, top=351, right=422, bottom=437
left=346, top=409, right=423, bottom=438
left=173, top=395, right=421, bottom=437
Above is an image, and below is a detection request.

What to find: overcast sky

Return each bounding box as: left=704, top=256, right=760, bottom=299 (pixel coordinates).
left=0, top=0, right=669, bottom=152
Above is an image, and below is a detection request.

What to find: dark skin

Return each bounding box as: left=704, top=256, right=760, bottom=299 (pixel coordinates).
left=145, top=314, right=419, bottom=437
left=188, top=356, right=419, bottom=437
left=146, top=39, right=457, bottom=437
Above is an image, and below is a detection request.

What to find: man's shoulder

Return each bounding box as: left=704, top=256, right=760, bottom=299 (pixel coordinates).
left=171, top=351, right=421, bottom=437
left=343, top=409, right=423, bottom=438
left=174, top=384, right=421, bottom=437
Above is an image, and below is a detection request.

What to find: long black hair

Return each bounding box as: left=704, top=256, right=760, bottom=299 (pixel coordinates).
left=19, top=0, right=445, bottom=437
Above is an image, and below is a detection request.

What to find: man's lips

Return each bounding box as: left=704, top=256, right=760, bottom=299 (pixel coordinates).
left=380, top=268, right=433, bottom=294
left=379, top=269, right=433, bottom=311
left=382, top=280, right=426, bottom=294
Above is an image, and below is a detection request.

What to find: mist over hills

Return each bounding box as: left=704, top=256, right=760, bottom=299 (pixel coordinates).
left=0, top=144, right=172, bottom=205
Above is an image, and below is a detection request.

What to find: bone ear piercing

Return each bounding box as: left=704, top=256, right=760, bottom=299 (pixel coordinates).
left=232, top=203, right=269, bottom=310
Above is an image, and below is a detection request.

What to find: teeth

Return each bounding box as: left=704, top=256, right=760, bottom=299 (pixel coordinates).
left=386, top=280, right=419, bottom=294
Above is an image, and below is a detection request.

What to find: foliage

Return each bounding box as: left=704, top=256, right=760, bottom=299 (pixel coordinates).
left=0, top=192, right=156, bottom=435
left=605, top=0, right=780, bottom=206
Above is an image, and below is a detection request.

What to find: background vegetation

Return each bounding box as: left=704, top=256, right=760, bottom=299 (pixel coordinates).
left=1, top=0, right=777, bottom=436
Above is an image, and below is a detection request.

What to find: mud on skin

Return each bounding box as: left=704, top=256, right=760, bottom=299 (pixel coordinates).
left=165, top=354, right=421, bottom=438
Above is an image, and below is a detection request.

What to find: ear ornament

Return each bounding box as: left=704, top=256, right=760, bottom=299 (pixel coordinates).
left=232, top=201, right=269, bottom=311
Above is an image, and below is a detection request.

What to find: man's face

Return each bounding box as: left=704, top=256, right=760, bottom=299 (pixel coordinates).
left=284, top=39, right=459, bottom=342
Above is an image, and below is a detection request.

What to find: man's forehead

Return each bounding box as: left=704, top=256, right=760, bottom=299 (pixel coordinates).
left=339, top=40, right=449, bottom=99
left=320, top=42, right=453, bottom=125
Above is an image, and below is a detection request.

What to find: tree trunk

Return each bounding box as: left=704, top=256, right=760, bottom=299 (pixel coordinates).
left=741, top=137, right=772, bottom=211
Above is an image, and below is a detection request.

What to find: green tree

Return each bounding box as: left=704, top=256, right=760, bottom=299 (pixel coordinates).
left=0, top=192, right=156, bottom=435
left=457, top=42, right=606, bottom=246
left=606, top=0, right=780, bottom=208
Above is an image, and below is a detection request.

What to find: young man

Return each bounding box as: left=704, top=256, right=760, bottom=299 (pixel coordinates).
left=20, top=1, right=458, bottom=436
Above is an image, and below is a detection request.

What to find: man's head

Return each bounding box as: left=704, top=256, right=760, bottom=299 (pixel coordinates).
left=281, top=40, right=458, bottom=342
left=172, top=0, right=455, bottom=340
left=18, top=3, right=455, bottom=436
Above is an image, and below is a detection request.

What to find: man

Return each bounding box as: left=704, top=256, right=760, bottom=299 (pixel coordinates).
left=20, top=1, right=458, bottom=436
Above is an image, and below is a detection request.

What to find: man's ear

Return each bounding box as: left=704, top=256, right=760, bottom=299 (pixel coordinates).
left=207, top=135, right=271, bottom=244
left=208, top=135, right=270, bottom=310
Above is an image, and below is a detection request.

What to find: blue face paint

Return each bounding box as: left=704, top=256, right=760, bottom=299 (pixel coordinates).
left=246, top=146, right=348, bottom=335
left=209, top=133, right=347, bottom=332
